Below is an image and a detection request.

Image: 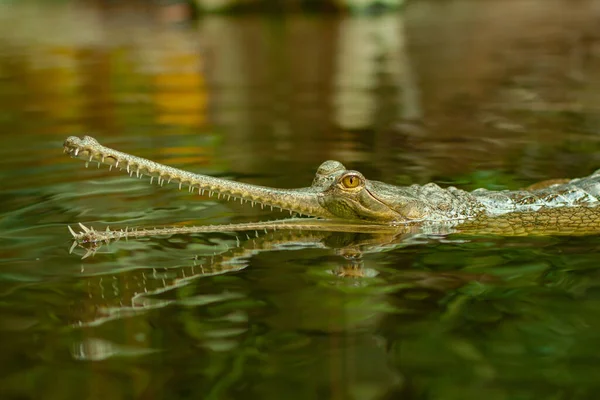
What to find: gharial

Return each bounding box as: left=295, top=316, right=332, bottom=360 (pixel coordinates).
left=63, top=135, right=600, bottom=244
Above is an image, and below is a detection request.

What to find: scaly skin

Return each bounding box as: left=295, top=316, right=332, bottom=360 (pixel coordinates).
left=63, top=135, right=600, bottom=243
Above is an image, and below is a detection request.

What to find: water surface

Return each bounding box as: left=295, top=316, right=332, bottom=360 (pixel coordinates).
left=1, top=1, right=600, bottom=399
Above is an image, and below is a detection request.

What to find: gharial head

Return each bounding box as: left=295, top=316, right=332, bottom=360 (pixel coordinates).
left=310, top=160, right=436, bottom=223
left=62, top=135, right=443, bottom=225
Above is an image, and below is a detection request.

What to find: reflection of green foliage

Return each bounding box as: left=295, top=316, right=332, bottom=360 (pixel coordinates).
left=384, top=234, right=600, bottom=400
left=5, top=222, right=600, bottom=398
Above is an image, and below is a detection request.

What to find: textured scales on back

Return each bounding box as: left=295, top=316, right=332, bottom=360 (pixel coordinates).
left=472, top=170, right=600, bottom=214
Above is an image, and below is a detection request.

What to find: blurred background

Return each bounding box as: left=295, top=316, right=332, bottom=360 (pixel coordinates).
left=2, top=0, right=599, bottom=188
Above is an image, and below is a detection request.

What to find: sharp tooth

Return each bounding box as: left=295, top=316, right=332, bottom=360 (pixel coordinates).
left=136, top=169, right=140, bottom=178
left=78, top=223, right=90, bottom=233
left=289, top=210, right=293, bottom=215
left=129, top=171, right=134, bottom=177
left=167, top=178, right=172, bottom=184
left=251, top=201, right=255, bottom=207
left=217, top=193, right=221, bottom=200
left=115, top=161, right=119, bottom=168
left=97, top=162, right=100, bottom=168
left=227, top=195, right=231, bottom=201
left=85, top=162, right=89, bottom=168
left=101, top=156, right=105, bottom=162
left=150, top=177, right=154, bottom=184
left=109, top=165, right=113, bottom=171
left=179, top=182, right=182, bottom=190
left=200, top=189, right=204, bottom=196
left=270, top=206, right=273, bottom=211
left=89, top=155, right=93, bottom=162
left=240, top=198, right=243, bottom=204
left=74, top=148, right=79, bottom=156
left=189, top=186, right=193, bottom=193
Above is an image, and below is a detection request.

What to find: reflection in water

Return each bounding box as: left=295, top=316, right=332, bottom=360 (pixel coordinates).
left=72, top=337, right=159, bottom=361
left=145, top=30, right=208, bottom=128
left=71, top=229, right=493, bottom=398
left=333, top=14, right=420, bottom=132
left=71, top=230, right=410, bottom=324
left=1, top=1, right=600, bottom=399
left=0, top=4, right=208, bottom=138
left=2, top=1, right=599, bottom=177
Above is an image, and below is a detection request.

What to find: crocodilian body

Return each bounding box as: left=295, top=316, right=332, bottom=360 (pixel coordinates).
left=63, top=135, right=600, bottom=244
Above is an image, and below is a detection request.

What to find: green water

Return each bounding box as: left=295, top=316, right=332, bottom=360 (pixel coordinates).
left=2, top=1, right=600, bottom=399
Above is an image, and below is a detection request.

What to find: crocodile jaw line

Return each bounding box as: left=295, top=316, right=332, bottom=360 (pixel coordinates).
left=63, top=136, right=335, bottom=218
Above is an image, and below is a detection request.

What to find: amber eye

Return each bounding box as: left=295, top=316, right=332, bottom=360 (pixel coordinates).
left=341, top=174, right=361, bottom=189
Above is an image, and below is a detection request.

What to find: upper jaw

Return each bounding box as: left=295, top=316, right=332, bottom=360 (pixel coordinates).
left=64, top=136, right=335, bottom=219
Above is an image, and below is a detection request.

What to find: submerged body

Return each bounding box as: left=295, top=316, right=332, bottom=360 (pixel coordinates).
left=63, top=135, right=600, bottom=242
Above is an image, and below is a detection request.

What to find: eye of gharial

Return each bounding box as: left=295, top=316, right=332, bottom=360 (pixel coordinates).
left=341, top=173, right=362, bottom=189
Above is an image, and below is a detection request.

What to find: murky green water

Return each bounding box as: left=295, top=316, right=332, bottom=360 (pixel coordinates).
left=2, top=1, right=600, bottom=399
